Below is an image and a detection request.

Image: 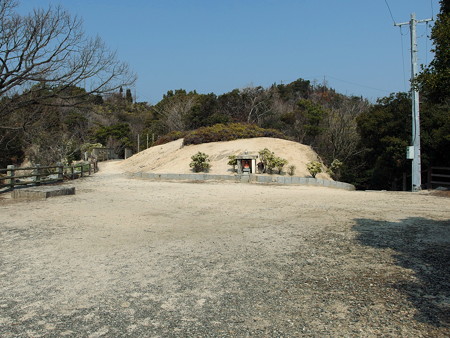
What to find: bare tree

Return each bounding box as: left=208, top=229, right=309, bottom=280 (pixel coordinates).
left=0, top=0, right=136, bottom=122
left=318, top=98, right=370, bottom=163
left=240, top=86, right=272, bottom=125
left=153, top=92, right=198, bottom=132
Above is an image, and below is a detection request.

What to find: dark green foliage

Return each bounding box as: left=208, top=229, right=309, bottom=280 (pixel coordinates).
left=258, top=148, right=275, bottom=173
left=257, top=148, right=288, bottom=174
left=153, top=123, right=286, bottom=148
left=0, top=129, right=24, bottom=168
left=184, top=93, right=221, bottom=129
left=306, top=161, right=322, bottom=178
left=227, top=155, right=237, bottom=172
left=273, top=157, right=288, bottom=174
left=183, top=123, right=287, bottom=146
left=414, top=0, right=450, bottom=168
left=326, top=159, right=343, bottom=180
left=126, top=89, right=133, bottom=103
left=189, top=152, right=211, bottom=172
left=153, top=131, right=188, bottom=146
left=420, top=102, right=450, bottom=166
left=275, top=78, right=311, bottom=102
left=417, top=0, right=450, bottom=103
left=216, top=90, right=244, bottom=122
left=93, top=123, right=133, bottom=157
left=356, top=93, right=411, bottom=189
left=295, top=99, right=328, bottom=143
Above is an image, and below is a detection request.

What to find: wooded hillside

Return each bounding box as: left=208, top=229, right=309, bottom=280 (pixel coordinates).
left=1, top=0, right=449, bottom=190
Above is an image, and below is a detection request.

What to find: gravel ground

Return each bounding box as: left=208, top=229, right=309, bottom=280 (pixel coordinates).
left=0, top=161, right=449, bottom=337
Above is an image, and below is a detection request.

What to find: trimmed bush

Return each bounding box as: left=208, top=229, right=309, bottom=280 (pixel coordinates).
left=326, top=159, right=343, bottom=180
left=274, top=157, right=288, bottom=174
left=288, top=165, right=296, bottom=176
left=307, top=161, right=322, bottom=178
left=190, top=152, right=211, bottom=172
left=152, top=123, right=288, bottom=148
left=227, top=155, right=237, bottom=172
left=154, top=131, right=188, bottom=146
left=183, top=123, right=287, bottom=146
left=258, top=148, right=288, bottom=174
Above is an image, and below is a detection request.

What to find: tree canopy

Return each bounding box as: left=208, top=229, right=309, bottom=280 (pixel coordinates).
left=0, top=0, right=136, bottom=120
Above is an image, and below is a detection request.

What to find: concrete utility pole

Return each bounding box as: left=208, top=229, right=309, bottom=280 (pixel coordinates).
left=394, top=13, right=432, bottom=192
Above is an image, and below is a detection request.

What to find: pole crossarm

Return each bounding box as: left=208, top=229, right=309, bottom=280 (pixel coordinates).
left=394, top=18, right=433, bottom=27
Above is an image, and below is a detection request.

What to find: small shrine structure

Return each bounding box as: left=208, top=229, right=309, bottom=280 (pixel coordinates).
left=236, top=152, right=258, bottom=174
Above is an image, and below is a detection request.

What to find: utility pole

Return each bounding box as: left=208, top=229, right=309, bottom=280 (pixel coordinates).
left=137, top=134, right=140, bottom=153
left=394, top=13, right=432, bottom=192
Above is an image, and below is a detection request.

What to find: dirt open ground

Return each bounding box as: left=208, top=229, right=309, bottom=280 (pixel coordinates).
left=1, top=161, right=449, bottom=337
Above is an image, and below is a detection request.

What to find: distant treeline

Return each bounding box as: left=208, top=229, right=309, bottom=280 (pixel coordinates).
left=1, top=0, right=449, bottom=190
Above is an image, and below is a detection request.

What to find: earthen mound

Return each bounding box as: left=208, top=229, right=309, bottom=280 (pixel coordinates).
left=119, top=137, right=331, bottom=179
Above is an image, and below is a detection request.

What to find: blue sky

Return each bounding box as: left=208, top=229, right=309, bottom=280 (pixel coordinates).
left=20, top=0, right=439, bottom=104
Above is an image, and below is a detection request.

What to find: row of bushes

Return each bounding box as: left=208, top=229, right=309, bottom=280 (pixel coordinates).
left=192, top=150, right=342, bottom=179
left=183, top=123, right=287, bottom=146
left=153, top=123, right=288, bottom=147
left=153, top=130, right=188, bottom=146
left=157, top=124, right=343, bottom=178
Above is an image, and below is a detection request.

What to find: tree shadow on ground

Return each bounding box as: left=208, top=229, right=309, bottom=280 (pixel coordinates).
left=353, top=217, right=450, bottom=328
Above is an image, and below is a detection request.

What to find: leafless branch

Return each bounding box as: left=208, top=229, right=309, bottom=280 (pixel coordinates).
left=0, top=0, right=136, bottom=119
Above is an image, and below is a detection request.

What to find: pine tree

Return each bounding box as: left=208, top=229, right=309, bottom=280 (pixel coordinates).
left=126, top=89, right=133, bottom=103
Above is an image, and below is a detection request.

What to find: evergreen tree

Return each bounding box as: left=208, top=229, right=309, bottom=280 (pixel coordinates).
left=418, top=0, right=450, bottom=103
left=126, top=89, right=133, bottom=103
left=417, top=0, right=450, bottom=166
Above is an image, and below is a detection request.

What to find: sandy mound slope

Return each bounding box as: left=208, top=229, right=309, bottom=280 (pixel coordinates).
left=119, top=137, right=331, bottom=179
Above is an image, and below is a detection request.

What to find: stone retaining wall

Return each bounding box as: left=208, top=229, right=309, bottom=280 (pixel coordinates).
left=128, top=172, right=355, bottom=191
left=12, top=186, right=75, bottom=199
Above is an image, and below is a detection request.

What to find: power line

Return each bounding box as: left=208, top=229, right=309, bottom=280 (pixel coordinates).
left=430, top=0, right=435, bottom=20
left=325, top=75, right=392, bottom=93
left=384, top=0, right=396, bottom=24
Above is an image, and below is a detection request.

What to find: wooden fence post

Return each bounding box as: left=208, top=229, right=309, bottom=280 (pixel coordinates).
left=88, top=162, right=92, bottom=175
left=7, top=165, right=15, bottom=189
left=71, top=165, right=75, bottom=180
left=80, top=164, right=84, bottom=177
left=56, top=162, right=63, bottom=181
left=427, top=166, right=432, bottom=189
left=34, top=164, right=41, bottom=186
left=137, top=134, right=140, bottom=153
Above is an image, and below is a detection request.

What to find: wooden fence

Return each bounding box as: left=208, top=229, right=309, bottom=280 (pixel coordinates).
left=0, top=161, right=98, bottom=191
left=425, top=166, right=450, bottom=189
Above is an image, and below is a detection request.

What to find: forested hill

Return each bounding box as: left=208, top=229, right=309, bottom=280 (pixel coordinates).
left=1, top=79, right=365, bottom=180
left=1, top=0, right=449, bottom=191
left=1, top=75, right=449, bottom=190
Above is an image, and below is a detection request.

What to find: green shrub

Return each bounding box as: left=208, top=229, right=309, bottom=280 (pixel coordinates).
left=258, top=148, right=288, bottom=174
left=287, top=165, right=296, bottom=176
left=274, top=157, right=288, bottom=174
left=190, top=152, right=211, bottom=172
left=227, top=155, right=237, bottom=172
left=326, top=159, right=343, bottom=180
left=80, top=143, right=103, bottom=153
left=307, top=161, right=322, bottom=178
left=258, top=148, right=274, bottom=173
left=154, top=131, right=188, bottom=146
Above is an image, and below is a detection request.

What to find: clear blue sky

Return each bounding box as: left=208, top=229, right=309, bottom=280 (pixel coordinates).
left=20, top=0, right=439, bottom=104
